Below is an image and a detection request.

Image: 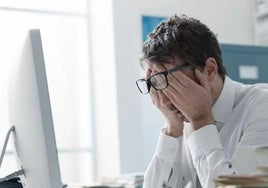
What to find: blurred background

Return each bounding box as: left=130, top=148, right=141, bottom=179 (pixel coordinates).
left=0, top=0, right=267, bottom=185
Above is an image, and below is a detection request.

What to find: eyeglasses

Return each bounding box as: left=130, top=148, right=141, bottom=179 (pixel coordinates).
left=136, top=64, right=190, bottom=94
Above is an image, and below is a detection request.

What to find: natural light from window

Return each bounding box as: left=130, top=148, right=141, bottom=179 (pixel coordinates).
left=0, top=0, right=95, bottom=183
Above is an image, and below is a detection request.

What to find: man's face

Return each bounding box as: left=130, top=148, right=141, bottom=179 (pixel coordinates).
left=145, top=57, right=201, bottom=122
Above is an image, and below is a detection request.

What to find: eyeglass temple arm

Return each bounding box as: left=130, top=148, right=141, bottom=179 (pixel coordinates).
left=168, top=64, right=190, bottom=74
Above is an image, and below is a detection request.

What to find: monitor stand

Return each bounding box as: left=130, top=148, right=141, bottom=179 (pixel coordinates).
left=0, top=126, right=24, bottom=182
left=0, top=126, right=67, bottom=188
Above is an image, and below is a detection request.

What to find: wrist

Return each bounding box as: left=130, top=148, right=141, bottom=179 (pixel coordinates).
left=165, top=121, right=184, bottom=137
left=191, top=115, right=215, bottom=130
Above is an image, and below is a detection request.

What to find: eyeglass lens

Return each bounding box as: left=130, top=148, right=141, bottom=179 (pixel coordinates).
left=136, top=79, right=149, bottom=94
left=150, top=74, right=167, bottom=90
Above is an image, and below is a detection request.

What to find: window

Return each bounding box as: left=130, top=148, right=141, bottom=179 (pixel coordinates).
left=0, top=0, right=95, bottom=183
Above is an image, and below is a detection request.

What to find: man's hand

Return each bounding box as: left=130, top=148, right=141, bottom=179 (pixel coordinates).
left=155, top=64, right=215, bottom=130
left=147, top=69, right=184, bottom=137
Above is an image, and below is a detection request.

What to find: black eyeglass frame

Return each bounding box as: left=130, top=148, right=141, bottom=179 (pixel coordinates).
left=136, top=64, right=190, bottom=94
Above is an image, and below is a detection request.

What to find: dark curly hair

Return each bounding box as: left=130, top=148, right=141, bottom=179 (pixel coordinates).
left=140, top=15, right=226, bottom=79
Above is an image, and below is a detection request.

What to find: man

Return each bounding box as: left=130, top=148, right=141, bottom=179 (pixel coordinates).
left=136, top=15, right=268, bottom=188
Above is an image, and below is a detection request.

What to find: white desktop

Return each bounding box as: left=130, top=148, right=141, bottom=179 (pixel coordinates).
left=7, top=29, right=63, bottom=188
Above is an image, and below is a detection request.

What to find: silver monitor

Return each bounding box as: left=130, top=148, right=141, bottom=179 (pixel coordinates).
left=8, top=29, right=62, bottom=188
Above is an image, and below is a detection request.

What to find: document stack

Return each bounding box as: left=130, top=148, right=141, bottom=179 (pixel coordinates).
left=214, top=174, right=268, bottom=188
left=116, top=173, right=144, bottom=188
left=214, top=146, right=268, bottom=187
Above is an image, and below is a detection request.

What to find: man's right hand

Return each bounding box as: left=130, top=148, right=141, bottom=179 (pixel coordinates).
left=147, top=69, right=184, bottom=137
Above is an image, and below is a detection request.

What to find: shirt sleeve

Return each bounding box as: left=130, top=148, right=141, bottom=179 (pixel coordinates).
left=233, top=97, right=268, bottom=173
left=143, top=128, right=184, bottom=188
left=187, top=125, right=236, bottom=188
left=187, top=98, right=268, bottom=188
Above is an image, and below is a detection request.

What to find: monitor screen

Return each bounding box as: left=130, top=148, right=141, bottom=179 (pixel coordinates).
left=8, top=29, right=62, bottom=188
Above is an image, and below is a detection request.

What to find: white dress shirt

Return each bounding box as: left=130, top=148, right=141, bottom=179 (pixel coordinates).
left=143, top=76, right=268, bottom=188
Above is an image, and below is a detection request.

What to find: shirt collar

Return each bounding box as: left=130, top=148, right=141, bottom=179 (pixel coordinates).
left=212, top=76, right=235, bottom=124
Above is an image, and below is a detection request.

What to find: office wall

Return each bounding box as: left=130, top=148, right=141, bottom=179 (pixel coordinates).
left=112, top=0, right=256, bottom=174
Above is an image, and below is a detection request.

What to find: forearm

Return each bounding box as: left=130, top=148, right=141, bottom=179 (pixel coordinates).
left=187, top=125, right=235, bottom=188
left=144, top=130, right=184, bottom=188
left=144, top=157, right=183, bottom=188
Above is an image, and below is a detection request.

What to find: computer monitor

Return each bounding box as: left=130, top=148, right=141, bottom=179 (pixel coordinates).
left=7, top=29, right=63, bottom=188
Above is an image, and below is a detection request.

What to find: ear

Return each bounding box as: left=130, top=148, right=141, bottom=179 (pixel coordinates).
left=203, top=57, right=218, bottom=81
